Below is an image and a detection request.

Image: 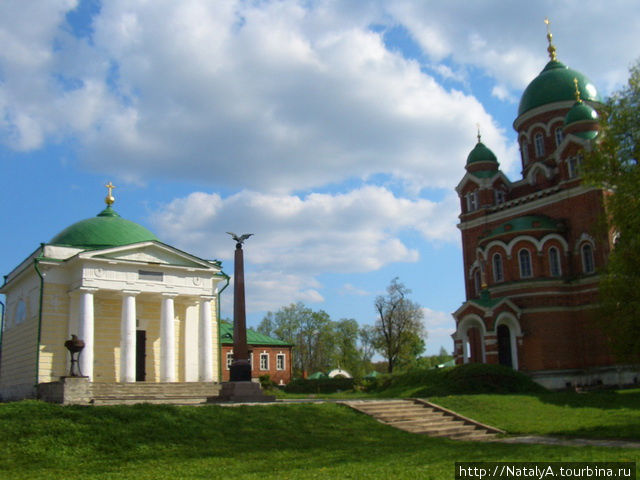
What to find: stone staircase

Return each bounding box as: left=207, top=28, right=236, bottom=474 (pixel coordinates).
left=90, top=382, right=222, bottom=405
left=342, top=399, right=504, bottom=441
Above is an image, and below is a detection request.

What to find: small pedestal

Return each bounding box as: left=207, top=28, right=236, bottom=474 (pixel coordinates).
left=213, top=381, right=276, bottom=403
left=37, top=376, right=91, bottom=405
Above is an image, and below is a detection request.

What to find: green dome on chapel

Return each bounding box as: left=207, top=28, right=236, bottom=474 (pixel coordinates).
left=518, top=60, right=601, bottom=116
left=565, top=99, right=599, bottom=126
left=466, top=141, right=498, bottom=166
left=50, top=201, right=158, bottom=250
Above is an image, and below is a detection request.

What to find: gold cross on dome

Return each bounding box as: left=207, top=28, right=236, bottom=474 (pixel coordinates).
left=573, top=78, right=582, bottom=103
left=544, top=17, right=557, bottom=61
left=105, top=182, right=116, bottom=206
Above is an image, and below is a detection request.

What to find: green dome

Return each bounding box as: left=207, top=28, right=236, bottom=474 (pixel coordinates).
left=50, top=206, right=159, bottom=249
left=565, top=100, right=598, bottom=126
left=518, top=60, right=600, bottom=116
left=466, top=142, right=498, bottom=166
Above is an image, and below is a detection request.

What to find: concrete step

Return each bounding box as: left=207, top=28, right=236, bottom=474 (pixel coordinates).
left=358, top=405, right=435, bottom=415
left=93, top=396, right=209, bottom=406
left=361, top=410, right=446, bottom=419
left=341, top=399, right=504, bottom=441
left=389, top=417, right=459, bottom=428
left=90, top=382, right=221, bottom=405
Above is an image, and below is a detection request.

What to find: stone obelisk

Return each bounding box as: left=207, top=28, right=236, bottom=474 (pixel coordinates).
left=229, top=236, right=251, bottom=381
left=216, top=233, right=275, bottom=402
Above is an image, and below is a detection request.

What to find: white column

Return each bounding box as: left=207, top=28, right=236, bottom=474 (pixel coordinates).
left=120, top=291, right=139, bottom=383
left=199, top=296, right=214, bottom=382
left=78, top=288, right=97, bottom=380
left=160, top=294, right=177, bottom=382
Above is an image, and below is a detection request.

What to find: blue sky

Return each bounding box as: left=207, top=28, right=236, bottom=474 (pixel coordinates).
left=2, top=0, right=640, bottom=355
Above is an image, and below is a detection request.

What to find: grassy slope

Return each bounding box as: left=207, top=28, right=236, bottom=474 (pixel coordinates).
left=0, top=401, right=638, bottom=480
left=433, top=390, right=640, bottom=440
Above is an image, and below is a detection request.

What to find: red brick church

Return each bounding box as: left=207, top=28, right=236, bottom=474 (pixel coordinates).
left=452, top=27, right=636, bottom=389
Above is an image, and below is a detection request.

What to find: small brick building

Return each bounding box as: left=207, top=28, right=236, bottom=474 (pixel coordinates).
left=219, top=321, right=293, bottom=385
left=452, top=36, right=636, bottom=389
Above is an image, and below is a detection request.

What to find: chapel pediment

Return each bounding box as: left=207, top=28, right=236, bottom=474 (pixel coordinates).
left=80, top=242, right=219, bottom=271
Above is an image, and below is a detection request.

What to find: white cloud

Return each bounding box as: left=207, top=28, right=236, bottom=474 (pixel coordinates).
left=422, top=307, right=456, bottom=355
left=339, top=283, right=371, bottom=297
left=152, top=186, right=460, bottom=269
left=0, top=0, right=511, bottom=193
left=151, top=186, right=459, bottom=310
left=491, top=84, right=516, bottom=103
left=387, top=0, right=640, bottom=95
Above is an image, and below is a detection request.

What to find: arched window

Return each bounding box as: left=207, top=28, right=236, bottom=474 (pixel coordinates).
left=473, top=269, right=481, bottom=296
left=519, top=249, right=533, bottom=278
left=582, top=244, right=595, bottom=274
left=521, top=139, right=529, bottom=164
left=549, top=247, right=561, bottom=277
left=534, top=133, right=545, bottom=158
left=492, top=253, right=504, bottom=283
left=466, top=191, right=478, bottom=212
left=555, top=128, right=565, bottom=146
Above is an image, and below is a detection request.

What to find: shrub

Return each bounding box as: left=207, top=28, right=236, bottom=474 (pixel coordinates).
left=367, top=363, right=546, bottom=397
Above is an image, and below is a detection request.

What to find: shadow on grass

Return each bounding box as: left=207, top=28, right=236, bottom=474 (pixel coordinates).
left=534, top=389, right=640, bottom=410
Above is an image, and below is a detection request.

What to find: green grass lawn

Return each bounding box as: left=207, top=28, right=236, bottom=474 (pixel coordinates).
left=0, top=400, right=638, bottom=480
left=432, top=389, right=640, bottom=440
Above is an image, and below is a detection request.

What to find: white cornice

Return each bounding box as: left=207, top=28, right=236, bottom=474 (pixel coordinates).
left=458, top=184, right=597, bottom=231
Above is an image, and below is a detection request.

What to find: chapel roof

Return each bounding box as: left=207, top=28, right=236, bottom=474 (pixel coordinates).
left=219, top=321, right=293, bottom=347
left=49, top=184, right=159, bottom=249
left=517, top=20, right=600, bottom=116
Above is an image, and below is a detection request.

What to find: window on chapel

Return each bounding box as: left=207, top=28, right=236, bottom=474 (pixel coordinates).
left=582, top=244, right=595, bottom=274
left=492, top=253, right=504, bottom=283
left=534, top=133, right=545, bottom=158
left=519, top=249, right=533, bottom=278
left=260, top=353, right=269, bottom=371
left=549, top=247, right=561, bottom=277
left=276, top=354, right=285, bottom=371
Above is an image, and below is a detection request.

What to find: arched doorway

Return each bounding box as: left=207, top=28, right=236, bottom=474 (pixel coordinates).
left=467, top=327, right=483, bottom=363
left=497, top=324, right=512, bottom=368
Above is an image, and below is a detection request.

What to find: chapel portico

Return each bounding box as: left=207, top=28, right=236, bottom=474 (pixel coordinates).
left=0, top=186, right=228, bottom=401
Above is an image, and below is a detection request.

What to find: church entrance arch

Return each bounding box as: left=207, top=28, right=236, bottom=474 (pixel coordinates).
left=494, top=314, right=521, bottom=370
left=467, top=327, right=483, bottom=363
left=457, top=315, right=486, bottom=364
left=497, top=325, right=512, bottom=367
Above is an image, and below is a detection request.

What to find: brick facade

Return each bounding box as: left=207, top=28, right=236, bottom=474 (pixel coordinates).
left=219, top=321, right=293, bottom=385
left=220, top=344, right=293, bottom=385
left=452, top=53, right=634, bottom=389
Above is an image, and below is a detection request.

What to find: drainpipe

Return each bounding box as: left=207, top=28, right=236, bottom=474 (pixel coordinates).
left=33, top=247, right=45, bottom=390
left=0, top=297, right=5, bottom=379
left=216, top=272, right=230, bottom=383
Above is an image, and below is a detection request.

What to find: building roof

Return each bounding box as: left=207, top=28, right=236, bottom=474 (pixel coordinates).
left=219, top=321, right=292, bottom=346
left=466, top=141, right=498, bottom=167
left=49, top=206, right=159, bottom=249
left=481, top=214, right=562, bottom=241
left=518, top=60, right=600, bottom=116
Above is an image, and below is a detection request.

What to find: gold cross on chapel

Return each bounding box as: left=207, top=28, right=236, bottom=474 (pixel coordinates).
left=105, top=182, right=116, bottom=206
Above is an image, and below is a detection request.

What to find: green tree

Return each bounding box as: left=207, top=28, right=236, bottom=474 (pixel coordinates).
left=358, top=324, right=376, bottom=365
left=256, top=312, right=274, bottom=337
left=332, top=318, right=362, bottom=376
left=373, top=278, right=426, bottom=373
left=582, top=60, right=640, bottom=362
left=258, top=302, right=336, bottom=376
